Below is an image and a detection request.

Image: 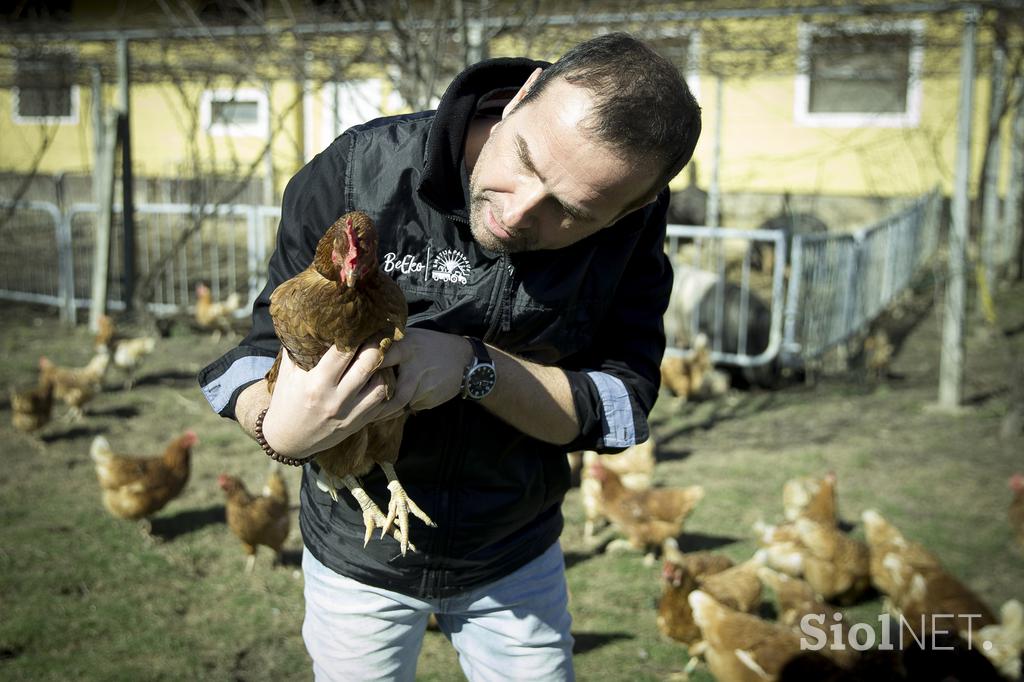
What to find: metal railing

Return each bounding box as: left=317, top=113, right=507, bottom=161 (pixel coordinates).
left=0, top=200, right=281, bottom=322
left=664, top=224, right=788, bottom=368
left=1, top=191, right=942, bottom=374
left=781, top=189, right=942, bottom=364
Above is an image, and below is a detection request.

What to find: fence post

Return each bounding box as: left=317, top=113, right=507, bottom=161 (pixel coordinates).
left=939, top=6, right=979, bottom=410
left=1005, top=79, right=1024, bottom=280
left=781, top=234, right=804, bottom=365
left=55, top=207, right=76, bottom=326
left=89, top=111, right=119, bottom=332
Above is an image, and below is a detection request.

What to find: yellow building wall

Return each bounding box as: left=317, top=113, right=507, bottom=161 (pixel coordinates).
left=0, top=13, right=1019, bottom=206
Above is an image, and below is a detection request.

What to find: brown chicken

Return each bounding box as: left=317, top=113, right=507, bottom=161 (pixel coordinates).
left=863, top=329, right=893, bottom=380
left=862, top=509, right=997, bottom=637
left=10, top=379, right=54, bottom=434
left=782, top=472, right=838, bottom=526
left=660, top=333, right=729, bottom=401
left=195, top=282, right=242, bottom=339
left=112, top=336, right=157, bottom=390
left=588, top=458, right=704, bottom=556
left=578, top=442, right=655, bottom=544
left=90, top=432, right=198, bottom=530
left=95, top=313, right=117, bottom=352
left=1009, top=473, right=1024, bottom=552
left=756, top=567, right=861, bottom=670
left=688, top=589, right=808, bottom=682
left=756, top=517, right=870, bottom=604
left=219, top=466, right=291, bottom=573
left=39, top=352, right=110, bottom=420
left=265, top=211, right=430, bottom=555
left=658, top=545, right=736, bottom=644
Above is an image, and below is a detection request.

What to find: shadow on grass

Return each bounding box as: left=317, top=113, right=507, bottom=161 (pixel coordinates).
left=132, top=370, right=200, bottom=388
left=150, top=504, right=225, bottom=541
left=563, top=550, right=597, bottom=572
left=657, top=392, right=775, bottom=444
left=88, top=405, right=140, bottom=419
left=41, top=424, right=108, bottom=442
left=674, top=531, right=738, bottom=553
left=571, top=631, right=634, bottom=655
left=280, top=549, right=303, bottom=568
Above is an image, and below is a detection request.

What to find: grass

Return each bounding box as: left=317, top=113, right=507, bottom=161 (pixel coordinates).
left=1, top=275, right=1022, bottom=681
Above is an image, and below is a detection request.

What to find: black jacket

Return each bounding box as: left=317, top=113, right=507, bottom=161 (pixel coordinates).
left=198, top=57, right=675, bottom=598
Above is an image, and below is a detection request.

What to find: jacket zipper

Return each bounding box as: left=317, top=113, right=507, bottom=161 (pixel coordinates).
left=445, top=211, right=513, bottom=341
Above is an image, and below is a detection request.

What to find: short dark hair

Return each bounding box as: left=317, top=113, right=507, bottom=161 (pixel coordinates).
left=520, top=32, right=702, bottom=203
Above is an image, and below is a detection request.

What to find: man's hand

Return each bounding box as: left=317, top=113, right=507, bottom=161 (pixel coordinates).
left=260, top=343, right=407, bottom=459
left=382, top=328, right=580, bottom=445
left=379, top=328, right=473, bottom=413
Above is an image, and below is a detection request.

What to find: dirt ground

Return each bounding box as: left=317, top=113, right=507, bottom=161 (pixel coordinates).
left=0, top=270, right=1022, bottom=680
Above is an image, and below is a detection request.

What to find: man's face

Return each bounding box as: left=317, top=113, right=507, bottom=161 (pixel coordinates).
left=468, top=77, right=655, bottom=253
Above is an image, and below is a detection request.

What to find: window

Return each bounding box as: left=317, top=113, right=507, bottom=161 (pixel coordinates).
left=201, top=88, right=268, bottom=137
left=13, top=54, right=79, bottom=124
left=795, top=21, right=923, bottom=128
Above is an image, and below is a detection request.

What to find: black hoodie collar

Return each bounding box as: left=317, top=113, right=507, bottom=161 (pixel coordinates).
left=417, top=57, right=549, bottom=221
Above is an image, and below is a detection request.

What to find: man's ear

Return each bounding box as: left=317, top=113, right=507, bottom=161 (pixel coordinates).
left=502, top=67, right=543, bottom=120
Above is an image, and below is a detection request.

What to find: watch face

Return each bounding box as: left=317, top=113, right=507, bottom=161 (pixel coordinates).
left=467, top=364, right=496, bottom=399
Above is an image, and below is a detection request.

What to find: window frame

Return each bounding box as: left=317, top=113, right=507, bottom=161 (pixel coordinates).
left=12, top=54, right=80, bottom=125
left=794, top=19, right=924, bottom=128
left=200, top=87, right=269, bottom=137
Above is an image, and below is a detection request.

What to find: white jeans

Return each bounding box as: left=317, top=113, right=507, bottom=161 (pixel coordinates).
left=302, top=543, right=575, bottom=682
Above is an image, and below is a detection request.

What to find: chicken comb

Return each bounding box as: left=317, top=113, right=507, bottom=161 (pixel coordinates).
left=344, top=215, right=362, bottom=273
left=181, top=430, right=200, bottom=446
left=1011, top=473, right=1024, bottom=491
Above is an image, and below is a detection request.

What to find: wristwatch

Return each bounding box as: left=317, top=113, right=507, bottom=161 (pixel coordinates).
left=461, top=337, right=497, bottom=400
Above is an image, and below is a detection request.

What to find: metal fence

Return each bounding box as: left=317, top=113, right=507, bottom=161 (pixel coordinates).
left=2, top=191, right=941, bottom=372
left=663, top=224, right=788, bottom=369
left=0, top=200, right=281, bottom=324
left=780, top=189, right=942, bottom=364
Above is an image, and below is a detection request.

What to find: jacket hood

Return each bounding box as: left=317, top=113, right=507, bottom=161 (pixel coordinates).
left=417, top=57, right=549, bottom=221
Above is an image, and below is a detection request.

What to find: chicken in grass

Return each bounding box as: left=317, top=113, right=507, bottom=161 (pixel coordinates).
left=219, top=465, right=291, bottom=573
left=587, top=458, right=703, bottom=559
left=782, top=471, right=838, bottom=526
left=94, top=315, right=158, bottom=390
left=756, top=567, right=860, bottom=670
left=90, top=431, right=198, bottom=533
left=265, top=210, right=431, bottom=555
left=975, top=599, right=1024, bottom=680
left=111, top=336, right=157, bottom=390
left=756, top=517, right=870, bottom=604
left=659, top=333, right=729, bottom=401
left=1009, top=473, right=1024, bottom=552
left=577, top=442, right=655, bottom=545
left=195, top=282, right=242, bottom=340
left=657, top=546, right=736, bottom=645
left=39, top=352, right=110, bottom=420
left=862, top=509, right=997, bottom=638
left=10, top=379, right=54, bottom=434
left=687, top=589, right=808, bottom=682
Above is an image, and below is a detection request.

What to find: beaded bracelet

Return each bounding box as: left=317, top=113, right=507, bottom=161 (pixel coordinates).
left=255, top=408, right=316, bottom=467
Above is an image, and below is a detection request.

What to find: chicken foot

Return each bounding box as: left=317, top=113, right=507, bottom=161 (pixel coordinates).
left=315, top=469, right=416, bottom=552
left=378, top=462, right=436, bottom=556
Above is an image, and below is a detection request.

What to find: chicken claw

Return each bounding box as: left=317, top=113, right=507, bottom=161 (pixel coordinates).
left=379, top=462, right=436, bottom=556
left=330, top=473, right=416, bottom=552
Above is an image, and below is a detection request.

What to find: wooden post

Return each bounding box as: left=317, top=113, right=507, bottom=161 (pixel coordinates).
left=980, top=45, right=1005, bottom=294
left=118, top=38, right=137, bottom=312
left=90, top=111, right=119, bottom=333
left=1005, top=77, right=1024, bottom=280
left=938, top=7, right=979, bottom=410
left=707, top=73, right=723, bottom=228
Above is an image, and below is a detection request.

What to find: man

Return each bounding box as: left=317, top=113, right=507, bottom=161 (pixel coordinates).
left=198, top=32, right=700, bottom=680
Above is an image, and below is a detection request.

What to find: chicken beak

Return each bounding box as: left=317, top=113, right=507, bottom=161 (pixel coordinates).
left=346, top=272, right=356, bottom=287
